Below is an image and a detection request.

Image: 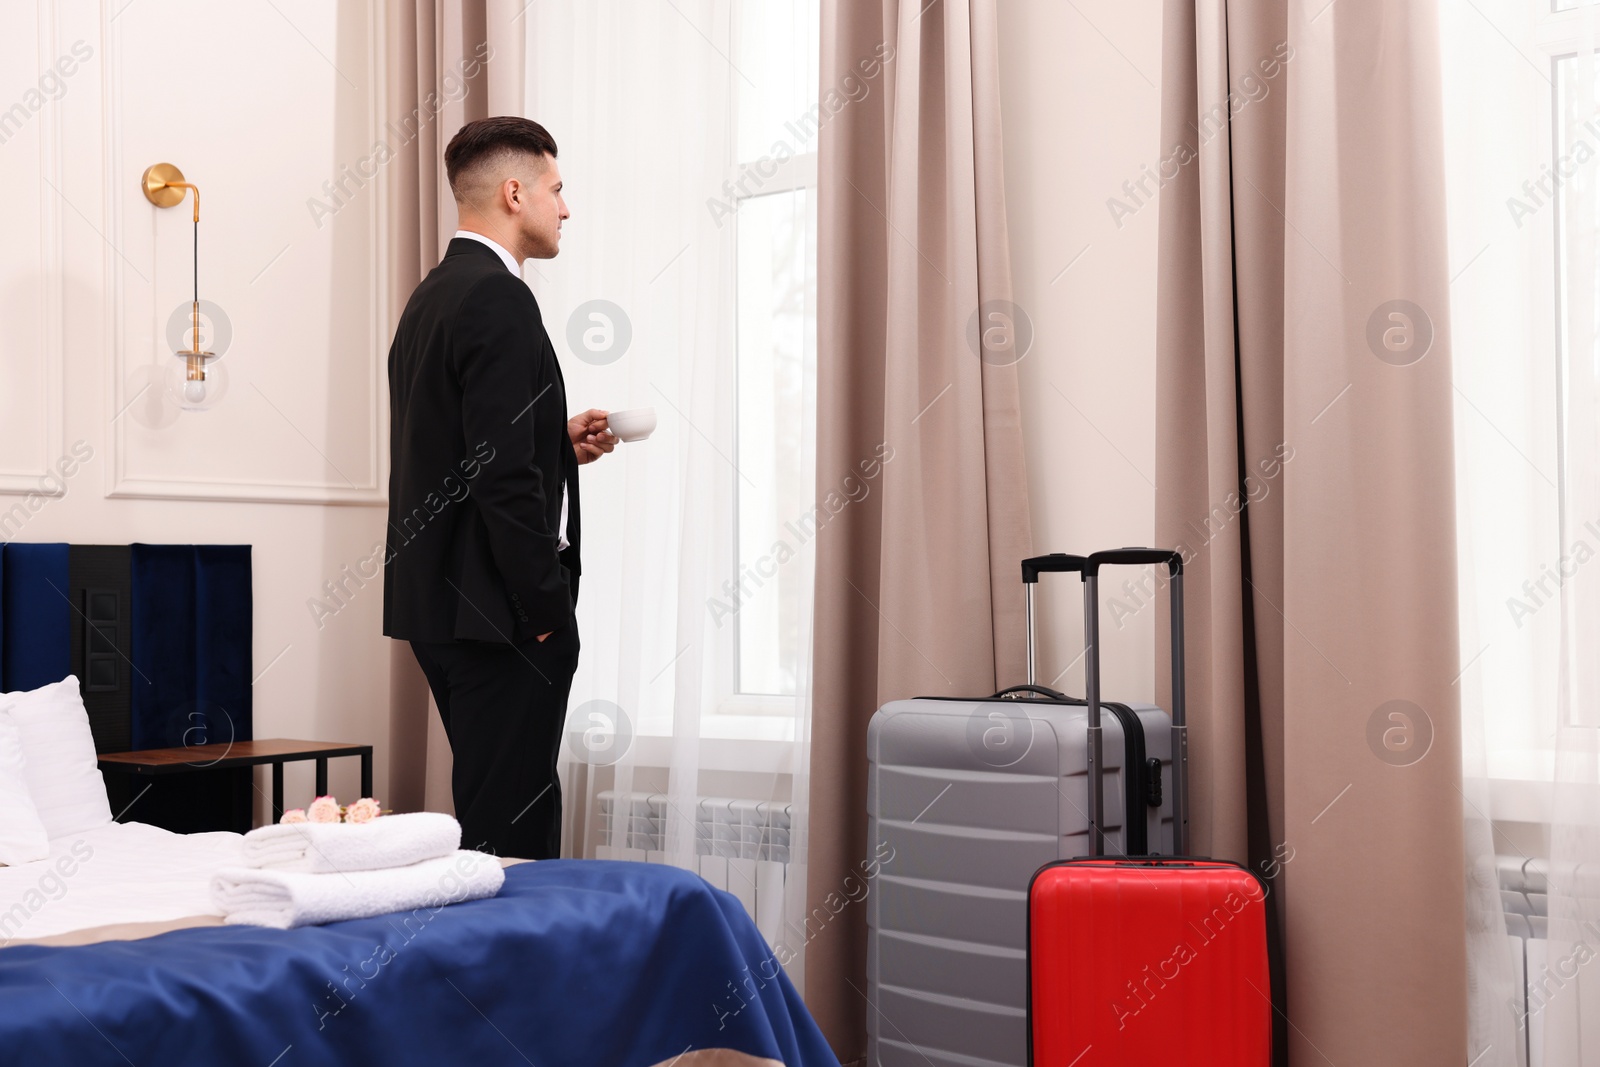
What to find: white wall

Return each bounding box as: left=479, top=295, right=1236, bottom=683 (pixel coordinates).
left=997, top=0, right=1164, bottom=702
left=1, top=1, right=393, bottom=813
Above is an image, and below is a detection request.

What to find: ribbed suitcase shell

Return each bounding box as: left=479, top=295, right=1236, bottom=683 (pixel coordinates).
left=866, top=697, right=1174, bottom=1067
left=1028, top=859, right=1271, bottom=1065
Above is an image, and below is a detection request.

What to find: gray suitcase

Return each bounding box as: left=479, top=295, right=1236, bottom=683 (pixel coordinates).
left=865, top=551, right=1179, bottom=1067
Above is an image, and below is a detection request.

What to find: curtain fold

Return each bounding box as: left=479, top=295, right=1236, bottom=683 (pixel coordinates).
left=1157, top=0, right=1467, bottom=1061
left=382, top=0, right=520, bottom=814
left=1155, top=0, right=1290, bottom=1053
left=811, top=0, right=1033, bottom=1057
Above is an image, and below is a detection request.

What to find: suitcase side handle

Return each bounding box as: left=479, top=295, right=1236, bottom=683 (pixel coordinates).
left=1082, top=547, right=1188, bottom=857
left=993, top=683, right=1072, bottom=701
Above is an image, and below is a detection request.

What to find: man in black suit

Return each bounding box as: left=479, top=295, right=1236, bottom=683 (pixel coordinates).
left=383, top=116, right=614, bottom=859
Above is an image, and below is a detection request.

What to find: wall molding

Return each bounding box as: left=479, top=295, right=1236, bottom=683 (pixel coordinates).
left=0, top=0, right=69, bottom=497
left=101, top=0, right=389, bottom=507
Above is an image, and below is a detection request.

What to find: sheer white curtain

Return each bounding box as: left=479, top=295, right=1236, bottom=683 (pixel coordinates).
left=519, top=0, right=817, bottom=983
left=1444, top=2, right=1600, bottom=1063
left=1548, top=23, right=1600, bottom=1061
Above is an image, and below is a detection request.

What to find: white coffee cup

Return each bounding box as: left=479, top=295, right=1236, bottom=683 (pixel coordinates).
left=606, top=407, right=657, bottom=442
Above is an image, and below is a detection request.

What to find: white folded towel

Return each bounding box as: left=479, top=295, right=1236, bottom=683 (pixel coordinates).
left=211, top=850, right=505, bottom=929
left=240, top=812, right=462, bottom=874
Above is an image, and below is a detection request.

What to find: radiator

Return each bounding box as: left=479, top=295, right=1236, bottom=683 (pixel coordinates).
left=592, top=790, right=794, bottom=948
left=1500, top=854, right=1556, bottom=1067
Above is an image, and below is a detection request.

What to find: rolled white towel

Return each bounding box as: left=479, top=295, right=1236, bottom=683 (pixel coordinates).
left=240, top=812, right=462, bottom=874
left=211, top=849, right=505, bottom=929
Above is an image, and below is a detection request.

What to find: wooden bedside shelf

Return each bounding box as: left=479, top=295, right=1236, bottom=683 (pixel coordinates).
left=98, top=738, right=374, bottom=831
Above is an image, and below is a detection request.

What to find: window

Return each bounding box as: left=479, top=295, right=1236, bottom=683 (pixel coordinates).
left=1444, top=1, right=1600, bottom=784
left=723, top=2, right=819, bottom=709
left=525, top=1, right=821, bottom=749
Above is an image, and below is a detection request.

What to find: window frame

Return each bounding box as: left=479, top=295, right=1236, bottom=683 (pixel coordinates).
left=1543, top=14, right=1600, bottom=731
left=729, top=174, right=818, bottom=709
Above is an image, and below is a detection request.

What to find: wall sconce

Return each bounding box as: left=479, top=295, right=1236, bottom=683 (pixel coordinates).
left=142, top=162, right=227, bottom=412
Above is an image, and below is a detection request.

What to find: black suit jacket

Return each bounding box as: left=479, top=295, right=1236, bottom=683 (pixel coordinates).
left=383, top=238, right=580, bottom=644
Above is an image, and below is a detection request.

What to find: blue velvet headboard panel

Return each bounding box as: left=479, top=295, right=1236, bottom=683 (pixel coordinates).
left=129, top=544, right=253, bottom=750
left=0, top=543, right=72, bottom=693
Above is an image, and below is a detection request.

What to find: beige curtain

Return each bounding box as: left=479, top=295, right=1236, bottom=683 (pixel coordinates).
left=810, top=0, right=1032, bottom=1057
left=383, top=0, right=525, bottom=814
left=1157, top=0, right=1466, bottom=1061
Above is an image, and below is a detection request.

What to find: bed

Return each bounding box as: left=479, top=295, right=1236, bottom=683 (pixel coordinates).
left=0, top=822, right=834, bottom=1066
left=0, top=544, right=838, bottom=1066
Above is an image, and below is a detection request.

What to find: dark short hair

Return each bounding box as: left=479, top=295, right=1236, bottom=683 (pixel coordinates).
left=444, top=116, right=558, bottom=196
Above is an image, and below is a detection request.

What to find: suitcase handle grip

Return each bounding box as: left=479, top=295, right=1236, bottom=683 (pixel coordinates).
left=1084, top=548, right=1183, bottom=577
left=1021, top=553, right=1088, bottom=583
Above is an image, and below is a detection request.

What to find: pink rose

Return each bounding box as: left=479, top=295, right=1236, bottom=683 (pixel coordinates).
left=279, top=808, right=308, bottom=824
left=345, top=797, right=382, bottom=824
left=307, top=796, right=342, bottom=824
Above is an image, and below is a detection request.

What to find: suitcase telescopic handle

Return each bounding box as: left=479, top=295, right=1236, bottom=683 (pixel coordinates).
left=1020, top=555, right=1088, bottom=693
left=1082, top=548, right=1188, bottom=857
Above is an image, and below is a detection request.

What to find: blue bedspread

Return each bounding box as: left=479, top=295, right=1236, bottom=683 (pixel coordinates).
left=0, top=860, right=839, bottom=1067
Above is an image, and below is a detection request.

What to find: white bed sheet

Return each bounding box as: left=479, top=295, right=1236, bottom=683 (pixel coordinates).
left=0, top=821, right=241, bottom=943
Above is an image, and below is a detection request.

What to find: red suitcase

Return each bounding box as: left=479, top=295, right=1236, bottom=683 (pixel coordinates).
left=1027, top=549, right=1272, bottom=1066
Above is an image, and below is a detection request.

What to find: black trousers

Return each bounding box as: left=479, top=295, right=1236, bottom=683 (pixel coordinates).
left=410, top=616, right=579, bottom=860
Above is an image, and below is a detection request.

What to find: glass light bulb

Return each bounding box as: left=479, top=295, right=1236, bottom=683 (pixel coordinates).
left=166, top=351, right=228, bottom=412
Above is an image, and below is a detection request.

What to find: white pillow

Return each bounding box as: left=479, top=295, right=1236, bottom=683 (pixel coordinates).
left=0, top=676, right=114, bottom=839
left=0, top=710, right=51, bottom=864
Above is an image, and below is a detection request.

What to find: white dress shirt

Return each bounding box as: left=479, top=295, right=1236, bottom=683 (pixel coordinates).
left=453, top=229, right=569, bottom=552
